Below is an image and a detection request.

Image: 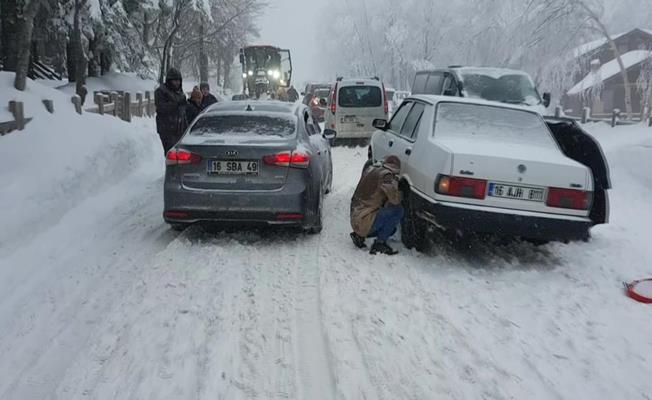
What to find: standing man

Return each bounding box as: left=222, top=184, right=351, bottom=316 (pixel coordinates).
left=200, top=82, right=218, bottom=109
left=350, top=156, right=404, bottom=255
left=287, top=85, right=299, bottom=102
left=155, top=68, right=187, bottom=154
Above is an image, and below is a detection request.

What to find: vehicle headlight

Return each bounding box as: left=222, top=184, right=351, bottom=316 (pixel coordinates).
left=279, top=79, right=286, bottom=86
left=273, top=70, right=281, bottom=79
left=242, top=73, right=248, bottom=79
left=267, top=70, right=273, bottom=76
left=248, top=70, right=254, bottom=76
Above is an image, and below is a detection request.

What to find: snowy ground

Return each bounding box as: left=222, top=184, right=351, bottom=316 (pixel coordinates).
left=1, top=79, right=652, bottom=399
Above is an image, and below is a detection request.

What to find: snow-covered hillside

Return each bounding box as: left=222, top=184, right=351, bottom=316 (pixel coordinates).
left=1, top=77, right=652, bottom=399
left=0, top=72, right=161, bottom=257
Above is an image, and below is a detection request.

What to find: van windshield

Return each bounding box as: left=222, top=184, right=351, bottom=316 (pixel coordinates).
left=435, top=102, right=556, bottom=148
left=338, top=86, right=382, bottom=108
left=190, top=114, right=296, bottom=137
left=459, top=71, right=542, bottom=106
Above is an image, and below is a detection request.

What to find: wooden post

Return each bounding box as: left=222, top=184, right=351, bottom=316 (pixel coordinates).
left=94, top=93, right=104, bottom=115
left=554, top=105, right=563, bottom=118
left=611, top=109, right=620, bottom=128
left=110, top=92, right=119, bottom=116
left=9, top=101, right=26, bottom=130
left=136, top=92, right=143, bottom=117
left=145, top=91, right=152, bottom=117
left=71, top=95, right=82, bottom=114
left=581, top=107, right=591, bottom=124
left=99, top=94, right=105, bottom=115
left=122, top=92, right=131, bottom=122
left=42, top=99, right=54, bottom=113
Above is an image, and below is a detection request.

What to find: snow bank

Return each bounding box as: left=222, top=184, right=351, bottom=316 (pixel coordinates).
left=0, top=72, right=161, bottom=252
left=56, top=72, right=158, bottom=96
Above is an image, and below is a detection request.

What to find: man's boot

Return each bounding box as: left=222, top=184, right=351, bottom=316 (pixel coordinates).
left=369, top=240, right=398, bottom=256
left=350, top=232, right=367, bottom=249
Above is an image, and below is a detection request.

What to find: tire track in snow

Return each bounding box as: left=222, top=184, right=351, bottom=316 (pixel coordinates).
left=293, top=235, right=337, bottom=400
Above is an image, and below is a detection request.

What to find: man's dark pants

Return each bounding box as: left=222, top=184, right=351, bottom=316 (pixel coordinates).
left=368, top=204, right=404, bottom=242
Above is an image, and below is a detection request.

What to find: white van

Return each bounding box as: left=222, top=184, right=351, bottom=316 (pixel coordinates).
left=325, top=77, right=388, bottom=141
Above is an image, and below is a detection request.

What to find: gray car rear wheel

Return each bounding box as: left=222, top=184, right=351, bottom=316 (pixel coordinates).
left=306, top=186, right=323, bottom=234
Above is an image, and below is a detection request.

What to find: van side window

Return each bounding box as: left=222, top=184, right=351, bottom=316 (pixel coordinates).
left=389, top=101, right=413, bottom=132
left=412, top=74, right=428, bottom=94
left=424, top=73, right=444, bottom=95
left=442, top=75, right=458, bottom=96
left=400, top=103, right=425, bottom=140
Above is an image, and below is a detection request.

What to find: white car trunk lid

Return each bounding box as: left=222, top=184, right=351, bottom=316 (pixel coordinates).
left=438, top=138, right=591, bottom=215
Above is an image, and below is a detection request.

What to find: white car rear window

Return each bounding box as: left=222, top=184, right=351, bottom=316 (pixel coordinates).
left=434, top=103, right=556, bottom=148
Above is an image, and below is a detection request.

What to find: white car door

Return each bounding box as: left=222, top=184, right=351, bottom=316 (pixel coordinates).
left=389, top=102, right=427, bottom=186
left=372, top=100, right=413, bottom=163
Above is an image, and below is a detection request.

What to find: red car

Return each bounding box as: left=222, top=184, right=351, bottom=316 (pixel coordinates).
left=302, top=84, right=332, bottom=122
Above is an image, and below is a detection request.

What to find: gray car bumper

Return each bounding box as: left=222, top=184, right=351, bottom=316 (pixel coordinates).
left=164, top=180, right=309, bottom=225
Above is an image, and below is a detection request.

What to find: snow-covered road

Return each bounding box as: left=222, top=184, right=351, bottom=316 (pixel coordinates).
left=1, top=119, right=652, bottom=400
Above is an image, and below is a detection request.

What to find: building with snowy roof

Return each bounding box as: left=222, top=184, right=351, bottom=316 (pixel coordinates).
left=564, top=28, right=652, bottom=117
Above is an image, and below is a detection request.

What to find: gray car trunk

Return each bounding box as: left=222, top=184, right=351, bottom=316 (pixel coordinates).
left=178, top=136, right=295, bottom=191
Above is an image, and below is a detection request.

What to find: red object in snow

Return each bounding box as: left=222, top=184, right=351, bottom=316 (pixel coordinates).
left=625, top=279, right=652, bottom=304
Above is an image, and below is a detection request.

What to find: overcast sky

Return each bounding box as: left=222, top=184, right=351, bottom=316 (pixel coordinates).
left=257, top=0, right=328, bottom=88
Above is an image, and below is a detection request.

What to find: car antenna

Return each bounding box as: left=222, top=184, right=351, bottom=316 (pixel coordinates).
left=246, top=104, right=254, bottom=111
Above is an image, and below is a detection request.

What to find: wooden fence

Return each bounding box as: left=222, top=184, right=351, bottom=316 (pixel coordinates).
left=1, top=90, right=155, bottom=136
left=556, top=105, right=652, bottom=127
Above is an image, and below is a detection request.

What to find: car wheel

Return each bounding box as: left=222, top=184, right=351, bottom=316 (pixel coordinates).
left=325, top=161, right=333, bottom=195
left=401, top=191, right=430, bottom=252
left=306, top=187, right=323, bottom=235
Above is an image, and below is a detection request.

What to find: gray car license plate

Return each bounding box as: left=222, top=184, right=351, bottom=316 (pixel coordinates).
left=488, top=183, right=545, bottom=202
left=208, top=160, right=259, bottom=176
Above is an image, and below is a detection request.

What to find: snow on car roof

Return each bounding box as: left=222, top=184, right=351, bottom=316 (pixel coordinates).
left=336, top=78, right=383, bottom=85
left=204, top=101, right=299, bottom=115
left=418, top=67, right=532, bottom=79
left=454, top=67, right=532, bottom=79
left=568, top=50, right=652, bottom=95
left=409, top=94, right=543, bottom=114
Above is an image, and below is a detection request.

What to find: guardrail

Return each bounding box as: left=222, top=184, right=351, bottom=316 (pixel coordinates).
left=554, top=105, right=652, bottom=127
left=1, top=90, right=155, bottom=136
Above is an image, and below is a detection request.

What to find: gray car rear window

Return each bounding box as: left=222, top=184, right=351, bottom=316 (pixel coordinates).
left=338, top=86, right=382, bottom=108
left=434, top=103, right=556, bottom=148
left=190, top=114, right=297, bottom=137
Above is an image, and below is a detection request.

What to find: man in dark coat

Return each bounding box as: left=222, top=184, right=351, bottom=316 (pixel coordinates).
left=200, top=82, right=219, bottom=109
left=350, top=156, right=404, bottom=255
left=155, top=68, right=187, bottom=154
left=287, top=85, right=299, bottom=102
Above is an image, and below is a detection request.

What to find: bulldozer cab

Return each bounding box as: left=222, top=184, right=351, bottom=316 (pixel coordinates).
left=240, top=46, right=292, bottom=99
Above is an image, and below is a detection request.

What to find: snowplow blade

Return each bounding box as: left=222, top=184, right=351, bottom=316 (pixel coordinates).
left=545, top=117, right=611, bottom=225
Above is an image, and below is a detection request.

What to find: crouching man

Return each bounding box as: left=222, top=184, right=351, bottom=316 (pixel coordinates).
left=350, top=156, right=404, bottom=255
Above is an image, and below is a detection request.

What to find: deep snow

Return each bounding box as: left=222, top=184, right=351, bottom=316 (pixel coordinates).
left=1, top=77, right=652, bottom=399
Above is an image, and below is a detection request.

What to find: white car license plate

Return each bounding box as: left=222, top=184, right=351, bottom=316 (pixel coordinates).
left=488, top=183, right=545, bottom=202
left=208, top=160, right=259, bottom=176
left=341, top=116, right=358, bottom=123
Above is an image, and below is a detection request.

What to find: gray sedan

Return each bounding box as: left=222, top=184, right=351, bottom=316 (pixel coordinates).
left=164, top=101, right=336, bottom=233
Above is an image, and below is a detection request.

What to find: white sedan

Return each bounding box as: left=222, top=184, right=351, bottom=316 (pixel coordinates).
left=369, top=95, right=610, bottom=250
